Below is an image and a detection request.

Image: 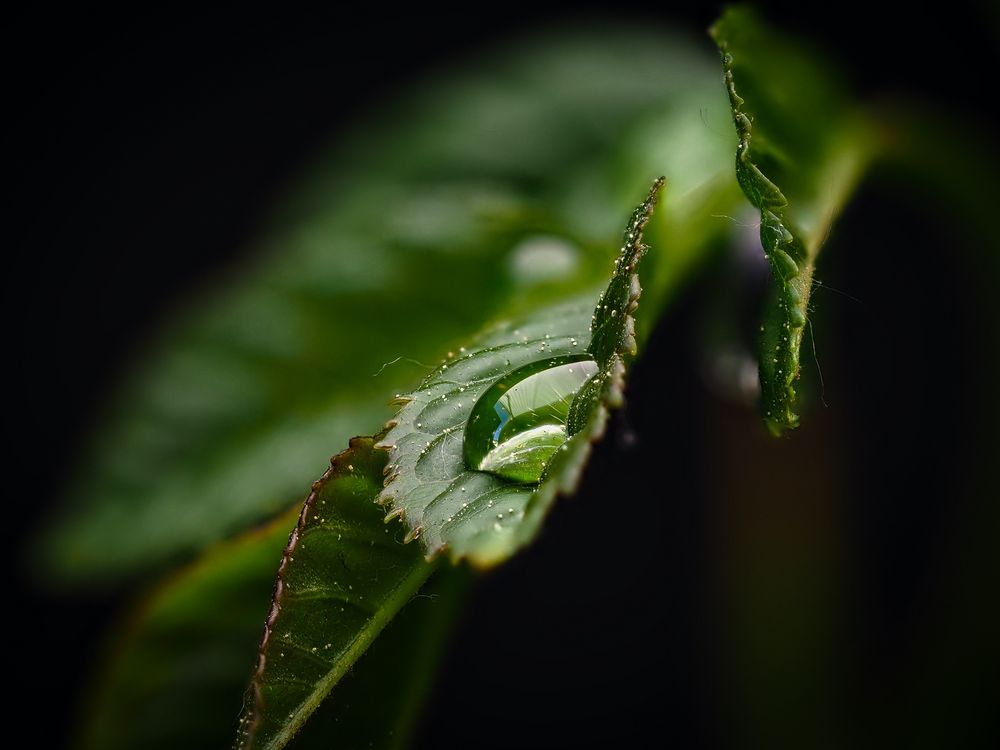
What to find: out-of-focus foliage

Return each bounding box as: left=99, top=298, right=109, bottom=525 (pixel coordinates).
left=68, top=25, right=741, bottom=750
left=39, top=26, right=737, bottom=586
left=81, top=509, right=294, bottom=750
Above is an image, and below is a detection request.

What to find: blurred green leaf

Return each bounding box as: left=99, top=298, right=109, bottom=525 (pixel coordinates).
left=81, top=507, right=294, bottom=750
left=39, top=26, right=738, bottom=585
left=710, top=6, right=873, bottom=435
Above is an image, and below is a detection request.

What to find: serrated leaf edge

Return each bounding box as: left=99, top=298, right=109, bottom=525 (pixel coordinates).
left=238, top=435, right=431, bottom=750
left=713, top=36, right=807, bottom=435
left=520, top=178, right=663, bottom=541
left=711, top=14, right=869, bottom=436
left=377, top=178, right=663, bottom=563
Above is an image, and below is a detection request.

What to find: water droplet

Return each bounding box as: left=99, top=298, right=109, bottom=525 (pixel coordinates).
left=463, top=355, right=598, bottom=483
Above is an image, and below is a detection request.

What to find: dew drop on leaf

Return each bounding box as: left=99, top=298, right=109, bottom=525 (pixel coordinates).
left=463, top=355, right=598, bottom=483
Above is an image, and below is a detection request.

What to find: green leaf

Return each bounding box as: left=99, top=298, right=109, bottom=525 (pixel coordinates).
left=38, top=26, right=737, bottom=585
left=521, top=179, right=665, bottom=547
left=376, top=180, right=662, bottom=566
left=82, top=500, right=462, bottom=750
left=236, top=436, right=433, bottom=750
left=54, top=25, right=745, bottom=750
left=105, top=175, right=664, bottom=748
left=234, top=180, right=663, bottom=749
left=82, top=508, right=296, bottom=750
left=287, top=569, right=465, bottom=750
left=710, top=6, right=873, bottom=435
left=569, top=176, right=663, bottom=430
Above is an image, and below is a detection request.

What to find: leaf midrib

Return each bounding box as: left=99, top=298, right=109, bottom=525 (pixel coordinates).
left=257, top=562, right=435, bottom=750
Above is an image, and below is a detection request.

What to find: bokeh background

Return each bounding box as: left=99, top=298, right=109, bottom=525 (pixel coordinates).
left=10, top=3, right=998, bottom=748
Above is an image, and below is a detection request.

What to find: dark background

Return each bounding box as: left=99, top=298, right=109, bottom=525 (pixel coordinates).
left=10, top=3, right=998, bottom=748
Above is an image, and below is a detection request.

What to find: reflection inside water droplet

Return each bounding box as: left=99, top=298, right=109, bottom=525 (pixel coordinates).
left=463, top=355, right=598, bottom=483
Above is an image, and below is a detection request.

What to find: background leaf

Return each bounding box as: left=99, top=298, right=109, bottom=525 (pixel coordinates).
left=710, top=6, right=873, bottom=435
left=81, top=509, right=295, bottom=750
left=37, top=26, right=738, bottom=586
left=45, top=24, right=742, bottom=750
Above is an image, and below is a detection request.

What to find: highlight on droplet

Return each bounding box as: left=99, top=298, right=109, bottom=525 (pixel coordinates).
left=463, top=355, right=598, bottom=483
